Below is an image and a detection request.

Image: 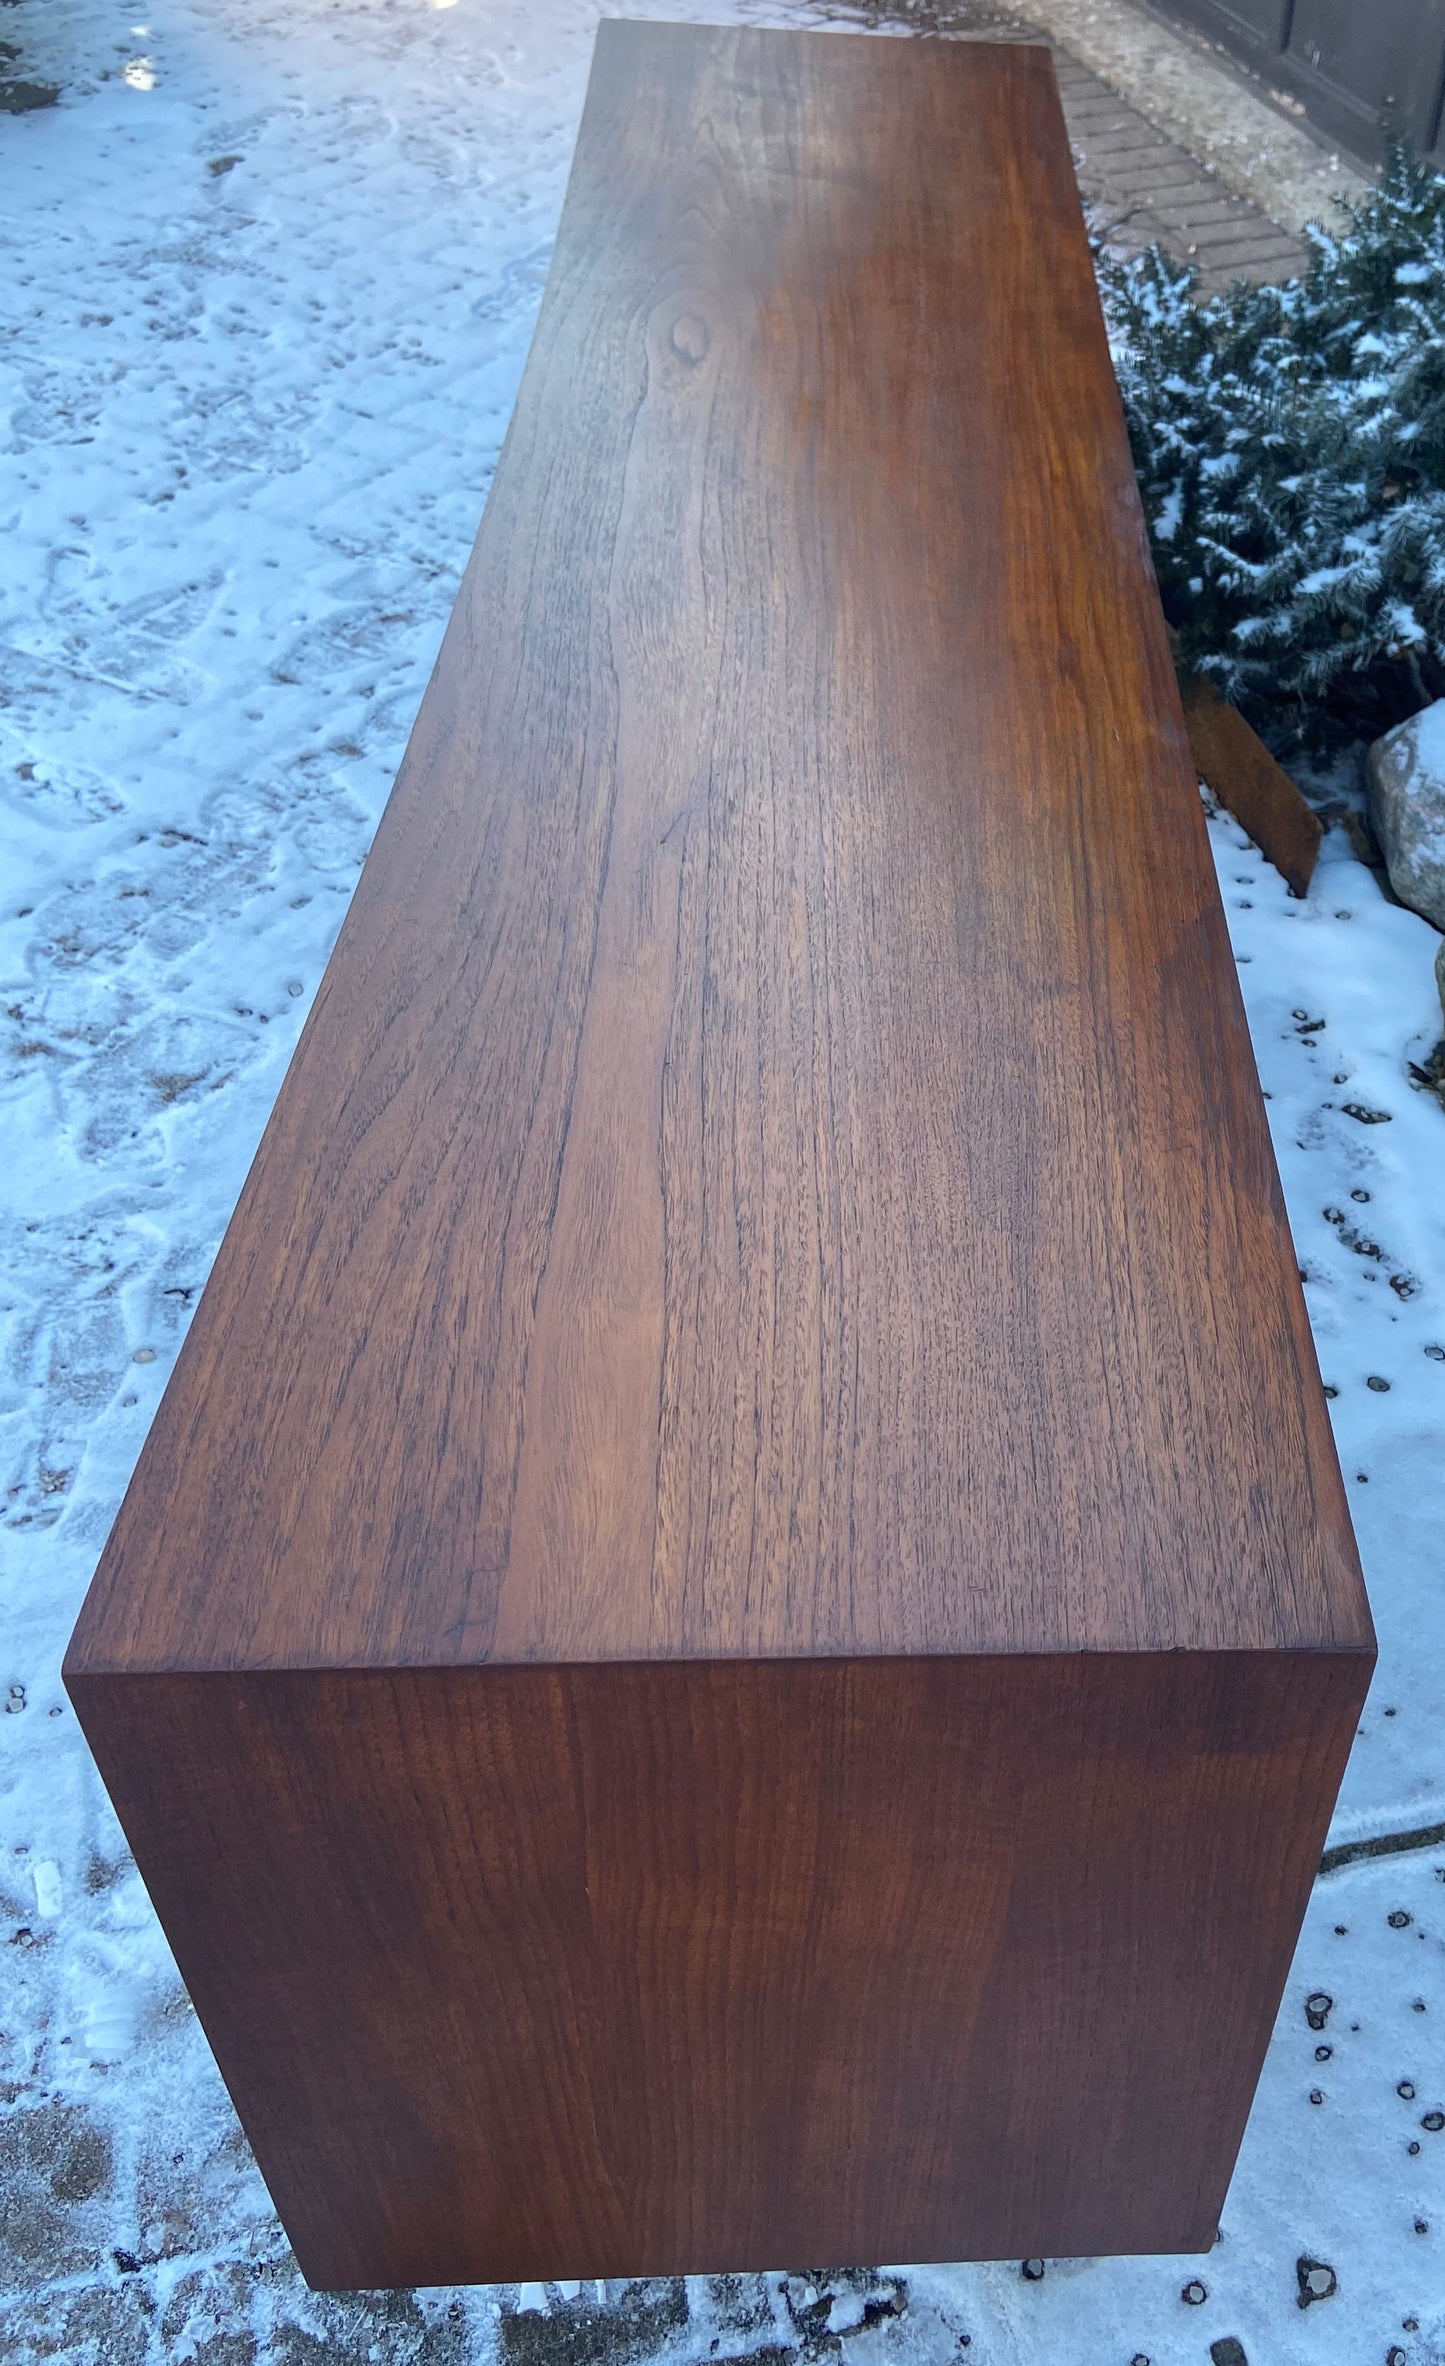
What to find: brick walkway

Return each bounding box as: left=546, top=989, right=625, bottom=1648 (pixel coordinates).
left=836, top=1, right=1312, bottom=285
left=1056, top=48, right=1310, bottom=287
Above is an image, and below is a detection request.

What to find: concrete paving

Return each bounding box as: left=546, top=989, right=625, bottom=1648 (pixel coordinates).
left=1013, top=0, right=1369, bottom=233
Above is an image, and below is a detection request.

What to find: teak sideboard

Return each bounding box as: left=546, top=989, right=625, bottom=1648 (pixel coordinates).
left=65, top=20, right=1374, bottom=2289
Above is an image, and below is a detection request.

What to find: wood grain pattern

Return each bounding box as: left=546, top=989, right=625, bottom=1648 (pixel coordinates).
left=65, top=22, right=1373, bottom=2285
left=67, top=21, right=1368, bottom=1676
left=68, top=1652, right=1366, bottom=2288
left=1181, top=673, right=1324, bottom=899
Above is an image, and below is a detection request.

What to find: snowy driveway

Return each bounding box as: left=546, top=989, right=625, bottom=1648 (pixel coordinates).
left=3, top=3, right=1445, bottom=2361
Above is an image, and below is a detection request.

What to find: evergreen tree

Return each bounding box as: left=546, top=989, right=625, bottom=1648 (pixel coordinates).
left=1099, top=143, right=1445, bottom=756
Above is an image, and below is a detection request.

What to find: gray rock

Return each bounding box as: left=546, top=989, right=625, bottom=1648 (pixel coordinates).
left=1295, top=2255, right=1337, bottom=2307
left=1436, top=933, right=1445, bottom=1031
left=1366, top=700, right=1445, bottom=931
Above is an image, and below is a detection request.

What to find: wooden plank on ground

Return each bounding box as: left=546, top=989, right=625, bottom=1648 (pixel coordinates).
left=1182, top=670, right=1325, bottom=897
left=65, top=20, right=1373, bottom=2289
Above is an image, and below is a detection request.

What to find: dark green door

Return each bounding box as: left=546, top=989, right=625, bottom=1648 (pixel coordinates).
left=1286, top=0, right=1445, bottom=161
left=1151, top=0, right=1445, bottom=163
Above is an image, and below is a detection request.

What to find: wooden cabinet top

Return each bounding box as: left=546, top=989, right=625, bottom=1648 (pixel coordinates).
left=69, top=22, right=1371, bottom=1677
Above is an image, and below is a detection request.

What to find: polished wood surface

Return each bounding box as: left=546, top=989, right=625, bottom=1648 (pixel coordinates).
left=68, top=21, right=1367, bottom=1677
left=69, top=1653, right=1365, bottom=2288
left=1182, top=673, right=1323, bottom=899
left=66, top=21, right=1373, bottom=2286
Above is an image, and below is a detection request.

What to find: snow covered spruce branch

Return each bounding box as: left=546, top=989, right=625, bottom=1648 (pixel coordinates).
left=1099, top=141, right=1445, bottom=759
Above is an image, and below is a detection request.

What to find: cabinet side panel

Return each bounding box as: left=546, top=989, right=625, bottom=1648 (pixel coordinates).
left=65, top=1652, right=1367, bottom=2285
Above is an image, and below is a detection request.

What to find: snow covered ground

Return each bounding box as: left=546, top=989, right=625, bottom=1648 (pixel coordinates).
left=2, top=2, right=1444, bottom=2361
